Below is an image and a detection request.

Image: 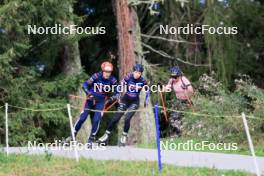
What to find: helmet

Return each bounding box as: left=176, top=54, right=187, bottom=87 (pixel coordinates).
left=170, top=66, right=182, bottom=76
left=101, top=61, right=113, bottom=72
left=133, top=64, right=144, bottom=72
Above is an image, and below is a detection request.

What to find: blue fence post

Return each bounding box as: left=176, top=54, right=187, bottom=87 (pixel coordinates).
left=154, top=103, right=162, bottom=173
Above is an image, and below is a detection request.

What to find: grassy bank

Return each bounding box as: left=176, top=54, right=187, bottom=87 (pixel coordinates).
left=0, top=153, right=253, bottom=176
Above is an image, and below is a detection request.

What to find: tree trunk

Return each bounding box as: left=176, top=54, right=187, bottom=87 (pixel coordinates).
left=113, top=0, right=155, bottom=145
left=115, top=0, right=135, bottom=77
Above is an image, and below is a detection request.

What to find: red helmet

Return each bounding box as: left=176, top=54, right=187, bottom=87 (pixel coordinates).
left=101, top=61, right=113, bottom=72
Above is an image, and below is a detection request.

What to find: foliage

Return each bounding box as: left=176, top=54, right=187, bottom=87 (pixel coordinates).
left=139, top=0, right=264, bottom=87
left=0, top=0, right=86, bottom=145
left=181, top=74, right=264, bottom=143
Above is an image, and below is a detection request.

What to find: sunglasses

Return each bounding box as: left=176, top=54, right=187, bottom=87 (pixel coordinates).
left=171, top=75, right=179, bottom=79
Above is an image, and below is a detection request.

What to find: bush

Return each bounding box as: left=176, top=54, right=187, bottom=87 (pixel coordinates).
left=166, top=73, right=264, bottom=144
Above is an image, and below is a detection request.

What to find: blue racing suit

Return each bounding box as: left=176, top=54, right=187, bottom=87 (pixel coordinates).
left=74, top=72, right=119, bottom=140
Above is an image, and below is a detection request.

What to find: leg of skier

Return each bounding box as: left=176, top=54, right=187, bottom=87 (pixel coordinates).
left=119, top=102, right=139, bottom=146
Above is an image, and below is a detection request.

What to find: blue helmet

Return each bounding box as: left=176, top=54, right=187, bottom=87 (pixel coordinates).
left=133, top=64, right=144, bottom=72
left=170, top=66, right=182, bottom=76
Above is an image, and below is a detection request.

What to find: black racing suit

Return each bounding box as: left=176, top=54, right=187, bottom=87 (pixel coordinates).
left=106, top=72, right=147, bottom=133
left=106, top=94, right=139, bottom=133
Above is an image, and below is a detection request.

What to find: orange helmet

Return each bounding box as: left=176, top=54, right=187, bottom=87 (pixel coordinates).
left=101, top=61, right=113, bottom=72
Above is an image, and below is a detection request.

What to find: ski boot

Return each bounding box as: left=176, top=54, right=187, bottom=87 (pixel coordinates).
left=97, top=131, right=110, bottom=146
left=118, top=132, right=128, bottom=147
left=87, top=134, right=96, bottom=149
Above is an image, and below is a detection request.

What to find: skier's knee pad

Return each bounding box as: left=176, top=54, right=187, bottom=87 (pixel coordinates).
left=118, top=103, right=127, bottom=111
left=128, top=103, right=139, bottom=110
left=124, top=104, right=138, bottom=121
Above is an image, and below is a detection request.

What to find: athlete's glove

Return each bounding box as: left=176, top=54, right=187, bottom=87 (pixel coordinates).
left=82, top=87, right=94, bottom=100
left=105, top=95, right=118, bottom=105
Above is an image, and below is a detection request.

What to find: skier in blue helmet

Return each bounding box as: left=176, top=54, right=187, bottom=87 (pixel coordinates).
left=170, top=66, right=182, bottom=77
left=98, top=63, right=147, bottom=146
left=164, top=66, right=194, bottom=137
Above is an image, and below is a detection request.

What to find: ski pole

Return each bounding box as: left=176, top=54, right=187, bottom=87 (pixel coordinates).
left=104, top=100, right=118, bottom=112
left=69, top=94, right=90, bottom=100
left=159, top=91, right=168, bottom=122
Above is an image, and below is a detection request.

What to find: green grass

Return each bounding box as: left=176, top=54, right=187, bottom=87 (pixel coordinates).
left=0, top=153, right=254, bottom=176
left=137, top=137, right=264, bottom=157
